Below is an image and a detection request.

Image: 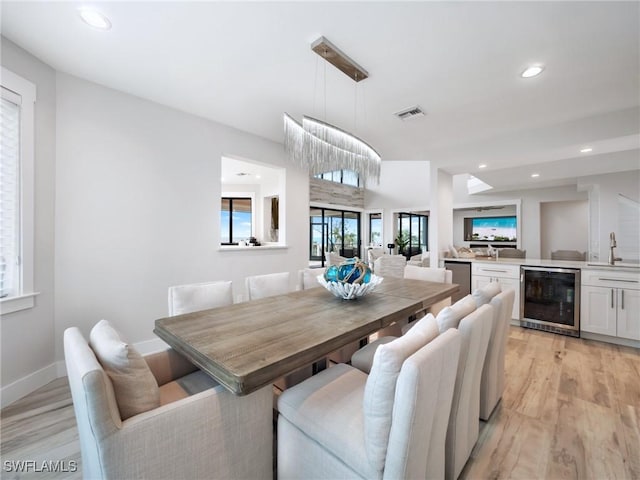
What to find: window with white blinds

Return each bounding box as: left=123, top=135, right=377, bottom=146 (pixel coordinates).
left=1, top=67, right=36, bottom=314
left=0, top=92, right=21, bottom=298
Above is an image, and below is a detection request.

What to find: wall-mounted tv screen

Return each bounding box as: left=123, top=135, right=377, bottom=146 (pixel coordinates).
left=464, top=216, right=517, bottom=242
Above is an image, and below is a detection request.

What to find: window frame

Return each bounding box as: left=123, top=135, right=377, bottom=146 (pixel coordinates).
left=0, top=67, right=37, bottom=315
left=220, top=193, right=255, bottom=245
left=314, top=169, right=360, bottom=187
left=368, top=212, right=382, bottom=246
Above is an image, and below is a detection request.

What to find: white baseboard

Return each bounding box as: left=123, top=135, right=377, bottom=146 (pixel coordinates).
left=1, top=363, right=58, bottom=408
left=56, top=360, right=67, bottom=378
left=581, top=331, right=640, bottom=349
left=1, top=337, right=170, bottom=409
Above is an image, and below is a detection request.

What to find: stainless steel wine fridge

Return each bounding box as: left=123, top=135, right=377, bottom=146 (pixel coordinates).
left=520, top=266, right=581, bottom=337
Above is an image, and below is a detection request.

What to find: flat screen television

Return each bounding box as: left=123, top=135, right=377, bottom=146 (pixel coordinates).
left=464, top=216, right=517, bottom=242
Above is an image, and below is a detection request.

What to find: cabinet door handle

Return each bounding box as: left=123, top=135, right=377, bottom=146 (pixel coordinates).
left=482, top=269, right=508, bottom=273
left=598, top=278, right=638, bottom=283
left=621, top=290, right=625, bottom=310
left=611, top=289, right=615, bottom=309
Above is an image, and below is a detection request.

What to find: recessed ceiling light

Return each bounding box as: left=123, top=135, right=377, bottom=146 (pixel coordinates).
left=256, top=175, right=261, bottom=179
left=531, top=173, right=540, bottom=178
left=521, top=65, right=544, bottom=78
left=478, top=164, right=487, bottom=169
left=580, top=147, right=593, bottom=153
left=78, top=8, right=112, bottom=30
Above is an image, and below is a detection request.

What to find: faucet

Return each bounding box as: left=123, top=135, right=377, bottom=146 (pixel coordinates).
left=608, top=232, right=622, bottom=265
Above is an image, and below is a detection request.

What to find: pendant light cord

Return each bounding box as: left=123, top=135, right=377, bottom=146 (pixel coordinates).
left=323, top=48, right=327, bottom=122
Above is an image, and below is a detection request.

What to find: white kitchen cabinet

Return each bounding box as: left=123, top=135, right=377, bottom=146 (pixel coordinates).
left=472, top=263, right=520, bottom=320
left=581, top=269, right=640, bottom=341
left=617, top=288, right=640, bottom=340
left=580, top=285, right=617, bottom=336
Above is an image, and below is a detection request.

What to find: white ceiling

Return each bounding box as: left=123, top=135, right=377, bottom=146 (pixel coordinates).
left=221, top=156, right=282, bottom=186
left=2, top=1, right=639, bottom=192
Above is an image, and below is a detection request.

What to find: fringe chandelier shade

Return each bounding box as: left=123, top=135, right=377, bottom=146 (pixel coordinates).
left=284, top=113, right=381, bottom=185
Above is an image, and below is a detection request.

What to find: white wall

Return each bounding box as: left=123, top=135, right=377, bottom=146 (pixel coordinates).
left=54, top=73, right=309, bottom=361
left=453, top=175, right=588, bottom=259
left=1, top=39, right=57, bottom=396
left=365, top=160, right=431, bottom=248
left=578, top=170, right=640, bottom=263
left=429, top=168, right=453, bottom=264
left=540, top=200, right=589, bottom=259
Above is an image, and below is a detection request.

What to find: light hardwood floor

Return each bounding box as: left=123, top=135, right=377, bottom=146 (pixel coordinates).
left=1, top=326, right=638, bottom=479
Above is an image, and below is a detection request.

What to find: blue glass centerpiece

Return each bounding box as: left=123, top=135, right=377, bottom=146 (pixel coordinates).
left=320, top=257, right=382, bottom=300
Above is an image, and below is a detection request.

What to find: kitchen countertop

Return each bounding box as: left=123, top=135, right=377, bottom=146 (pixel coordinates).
left=443, top=256, right=640, bottom=272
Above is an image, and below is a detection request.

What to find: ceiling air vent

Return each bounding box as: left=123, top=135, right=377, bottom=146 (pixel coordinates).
left=394, top=106, right=425, bottom=121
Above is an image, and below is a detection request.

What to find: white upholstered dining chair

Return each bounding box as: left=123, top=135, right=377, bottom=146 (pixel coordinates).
left=297, top=267, right=361, bottom=364
left=349, top=294, right=494, bottom=480
left=246, top=271, right=313, bottom=389
left=404, top=265, right=453, bottom=317
left=168, top=280, right=233, bottom=316
left=367, top=248, right=385, bottom=271
left=472, top=283, right=516, bottom=420
left=351, top=265, right=454, bottom=367
left=373, top=254, right=407, bottom=278
left=277, top=315, right=461, bottom=480
left=246, top=271, right=290, bottom=300
left=438, top=298, right=493, bottom=480
left=297, top=267, right=325, bottom=290
left=64, top=321, right=272, bottom=480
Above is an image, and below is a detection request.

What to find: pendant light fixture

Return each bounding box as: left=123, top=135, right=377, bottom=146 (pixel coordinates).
left=284, top=37, right=381, bottom=185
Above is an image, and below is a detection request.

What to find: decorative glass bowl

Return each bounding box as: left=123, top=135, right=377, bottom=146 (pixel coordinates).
left=318, top=257, right=383, bottom=300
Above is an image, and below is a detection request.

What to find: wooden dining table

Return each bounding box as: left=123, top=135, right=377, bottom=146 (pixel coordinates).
left=154, top=276, right=458, bottom=396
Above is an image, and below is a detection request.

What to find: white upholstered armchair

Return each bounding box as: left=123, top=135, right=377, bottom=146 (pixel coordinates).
left=64, top=323, right=272, bottom=480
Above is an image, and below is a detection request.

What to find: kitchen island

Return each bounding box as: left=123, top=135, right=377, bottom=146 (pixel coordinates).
left=443, top=256, right=639, bottom=347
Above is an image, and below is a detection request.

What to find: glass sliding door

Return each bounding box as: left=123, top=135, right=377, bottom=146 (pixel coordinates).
left=342, top=211, right=359, bottom=258
left=397, top=212, right=428, bottom=258
left=310, top=207, right=361, bottom=266
left=310, top=208, right=325, bottom=262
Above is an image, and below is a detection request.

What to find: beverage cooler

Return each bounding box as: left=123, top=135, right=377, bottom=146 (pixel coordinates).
left=520, top=266, right=581, bottom=337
